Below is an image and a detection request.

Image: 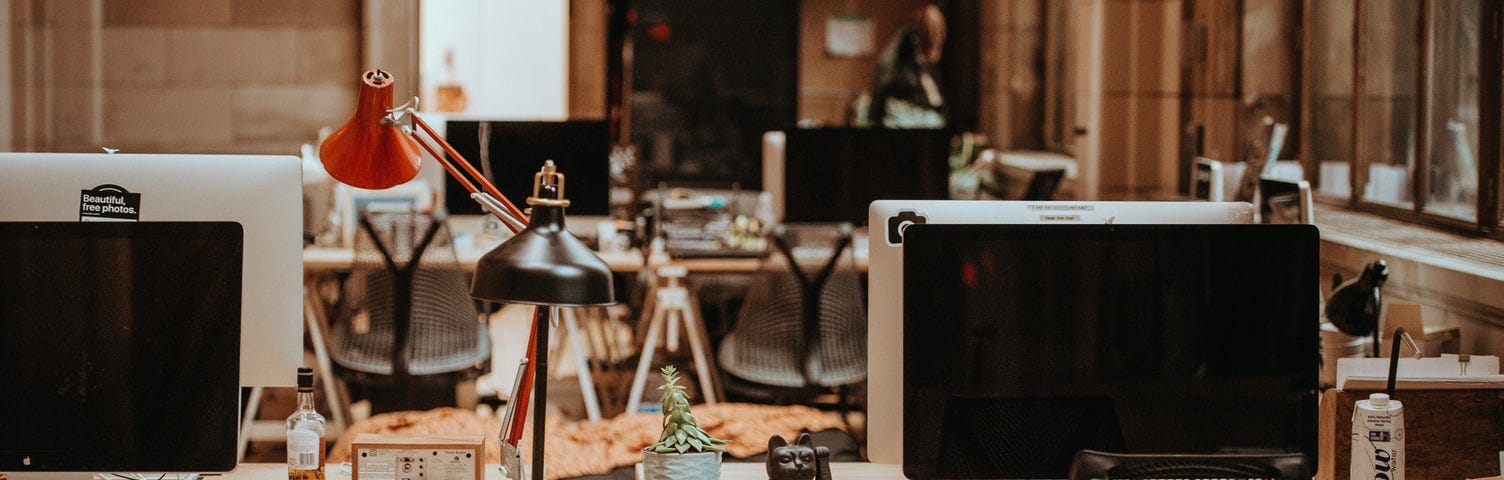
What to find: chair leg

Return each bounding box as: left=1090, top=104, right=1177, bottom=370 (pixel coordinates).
left=563, top=308, right=602, bottom=421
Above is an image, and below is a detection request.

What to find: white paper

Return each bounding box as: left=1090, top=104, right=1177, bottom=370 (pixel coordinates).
left=1337, top=355, right=1501, bottom=390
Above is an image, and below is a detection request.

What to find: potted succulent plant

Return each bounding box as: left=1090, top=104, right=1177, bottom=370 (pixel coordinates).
left=641, top=365, right=731, bottom=480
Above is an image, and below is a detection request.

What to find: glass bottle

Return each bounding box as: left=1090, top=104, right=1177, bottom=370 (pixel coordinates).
left=287, top=367, right=326, bottom=480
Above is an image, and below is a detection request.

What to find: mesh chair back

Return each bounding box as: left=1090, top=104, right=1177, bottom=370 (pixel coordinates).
left=329, top=210, right=490, bottom=378
left=717, top=224, right=866, bottom=389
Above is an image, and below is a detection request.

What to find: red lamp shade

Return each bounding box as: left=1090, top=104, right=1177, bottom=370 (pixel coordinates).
left=319, top=69, right=422, bottom=190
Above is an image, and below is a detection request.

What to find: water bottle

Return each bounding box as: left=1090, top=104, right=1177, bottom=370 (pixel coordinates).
left=1350, top=393, right=1404, bottom=480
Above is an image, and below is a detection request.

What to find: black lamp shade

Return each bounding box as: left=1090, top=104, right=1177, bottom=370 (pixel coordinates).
left=470, top=184, right=615, bottom=306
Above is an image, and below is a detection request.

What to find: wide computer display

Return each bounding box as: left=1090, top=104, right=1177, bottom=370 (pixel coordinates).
left=901, top=223, right=1320, bottom=479
left=864, top=199, right=1256, bottom=464
left=0, top=222, right=244, bottom=473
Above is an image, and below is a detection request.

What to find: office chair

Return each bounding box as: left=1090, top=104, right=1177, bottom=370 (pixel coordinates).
left=716, top=224, right=866, bottom=411
left=327, top=209, right=491, bottom=413
left=1068, top=450, right=1310, bottom=480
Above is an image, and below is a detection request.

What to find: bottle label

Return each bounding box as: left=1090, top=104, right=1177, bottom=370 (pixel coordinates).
left=1351, top=404, right=1403, bottom=480
left=288, top=427, right=321, bottom=470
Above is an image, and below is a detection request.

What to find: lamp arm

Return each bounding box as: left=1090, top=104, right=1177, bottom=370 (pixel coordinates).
left=409, top=113, right=529, bottom=222
left=382, top=104, right=530, bottom=230
left=505, top=315, right=541, bottom=445
left=472, top=192, right=528, bottom=232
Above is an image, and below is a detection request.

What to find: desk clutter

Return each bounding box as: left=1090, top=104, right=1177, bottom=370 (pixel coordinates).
left=325, top=405, right=849, bottom=480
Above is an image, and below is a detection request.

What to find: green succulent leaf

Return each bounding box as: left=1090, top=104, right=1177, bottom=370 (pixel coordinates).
left=649, top=365, right=731, bottom=454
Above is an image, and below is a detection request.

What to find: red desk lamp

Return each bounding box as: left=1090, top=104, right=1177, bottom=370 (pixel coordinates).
left=319, top=69, right=615, bottom=480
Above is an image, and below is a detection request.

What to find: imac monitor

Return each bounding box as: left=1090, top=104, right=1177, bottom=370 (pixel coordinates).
left=0, top=153, right=303, bottom=387
left=1258, top=176, right=1314, bottom=224
left=902, top=224, right=1319, bottom=479
left=0, top=221, right=244, bottom=473
left=866, top=200, right=1256, bottom=464
left=441, top=120, right=611, bottom=216
left=1191, top=157, right=1225, bottom=201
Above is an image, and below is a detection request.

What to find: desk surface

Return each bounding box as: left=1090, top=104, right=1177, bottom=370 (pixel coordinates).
left=222, top=462, right=906, bottom=480
left=302, top=245, right=791, bottom=274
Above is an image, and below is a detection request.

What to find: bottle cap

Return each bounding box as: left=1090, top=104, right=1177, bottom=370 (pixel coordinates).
left=1368, top=392, right=1389, bottom=407
left=297, top=366, right=314, bottom=388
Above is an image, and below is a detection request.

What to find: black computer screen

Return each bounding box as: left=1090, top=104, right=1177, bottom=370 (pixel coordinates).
left=902, top=224, right=1319, bottom=479
left=0, top=222, right=243, bottom=473
left=442, top=120, right=611, bottom=216
left=782, top=128, right=951, bottom=225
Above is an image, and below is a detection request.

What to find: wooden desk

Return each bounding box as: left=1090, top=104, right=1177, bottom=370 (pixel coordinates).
left=302, top=244, right=658, bottom=273
left=221, top=462, right=907, bottom=480
left=304, top=240, right=867, bottom=274
left=306, top=214, right=867, bottom=274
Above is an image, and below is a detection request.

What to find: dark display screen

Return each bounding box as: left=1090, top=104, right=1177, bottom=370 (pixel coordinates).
left=902, top=224, right=1319, bottom=479
left=0, top=222, right=243, bottom=473
left=442, top=120, right=611, bottom=216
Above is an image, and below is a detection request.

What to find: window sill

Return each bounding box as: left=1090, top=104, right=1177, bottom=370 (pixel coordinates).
left=1314, top=204, right=1504, bottom=342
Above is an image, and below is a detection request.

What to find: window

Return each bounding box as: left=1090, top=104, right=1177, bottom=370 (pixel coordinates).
left=418, top=1, right=568, bottom=118
left=1305, top=0, right=1501, bottom=235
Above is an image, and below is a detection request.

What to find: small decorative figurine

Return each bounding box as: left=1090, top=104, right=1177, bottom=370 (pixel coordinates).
left=766, top=433, right=833, bottom=480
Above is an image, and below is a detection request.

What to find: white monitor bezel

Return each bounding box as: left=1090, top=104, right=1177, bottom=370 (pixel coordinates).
left=865, top=199, right=1255, bottom=464
left=0, top=153, right=303, bottom=388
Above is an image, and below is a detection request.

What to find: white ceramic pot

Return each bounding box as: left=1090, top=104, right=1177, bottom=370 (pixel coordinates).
left=641, top=449, right=722, bottom=480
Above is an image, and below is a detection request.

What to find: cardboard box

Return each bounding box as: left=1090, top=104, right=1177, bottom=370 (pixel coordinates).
left=351, top=434, right=485, bottom=480
left=1317, top=388, right=1504, bottom=480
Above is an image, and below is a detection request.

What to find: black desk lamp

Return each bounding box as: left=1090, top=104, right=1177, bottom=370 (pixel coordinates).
left=320, top=70, right=616, bottom=480
left=471, top=162, right=615, bottom=480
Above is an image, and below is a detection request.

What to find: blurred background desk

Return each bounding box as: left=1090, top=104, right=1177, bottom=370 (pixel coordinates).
left=304, top=245, right=867, bottom=274
left=302, top=214, right=869, bottom=274
left=302, top=245, right=783, bottom=274
left=298, top=215, right=869, bottom=424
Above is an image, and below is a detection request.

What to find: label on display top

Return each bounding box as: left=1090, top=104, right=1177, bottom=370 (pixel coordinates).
left=79, top=184, right=141, bottom=222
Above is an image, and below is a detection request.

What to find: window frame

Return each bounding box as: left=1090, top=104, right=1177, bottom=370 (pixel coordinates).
left=1303, top=0, right=1503, bottom=237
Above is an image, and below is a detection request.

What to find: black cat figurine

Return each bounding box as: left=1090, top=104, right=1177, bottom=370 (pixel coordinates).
left=767, top=433, right=832, bottom=480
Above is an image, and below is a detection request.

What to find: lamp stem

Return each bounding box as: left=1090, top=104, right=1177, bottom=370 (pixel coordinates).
left=531, top=306, right=556, bottom=480
left=1385, top=327, right=1421, bottom=398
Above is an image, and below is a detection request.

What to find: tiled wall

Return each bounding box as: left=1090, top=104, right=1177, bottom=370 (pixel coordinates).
left=8, top=0, right=359, bottom=155
left=1097, top=0, right=1184, bottom=199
